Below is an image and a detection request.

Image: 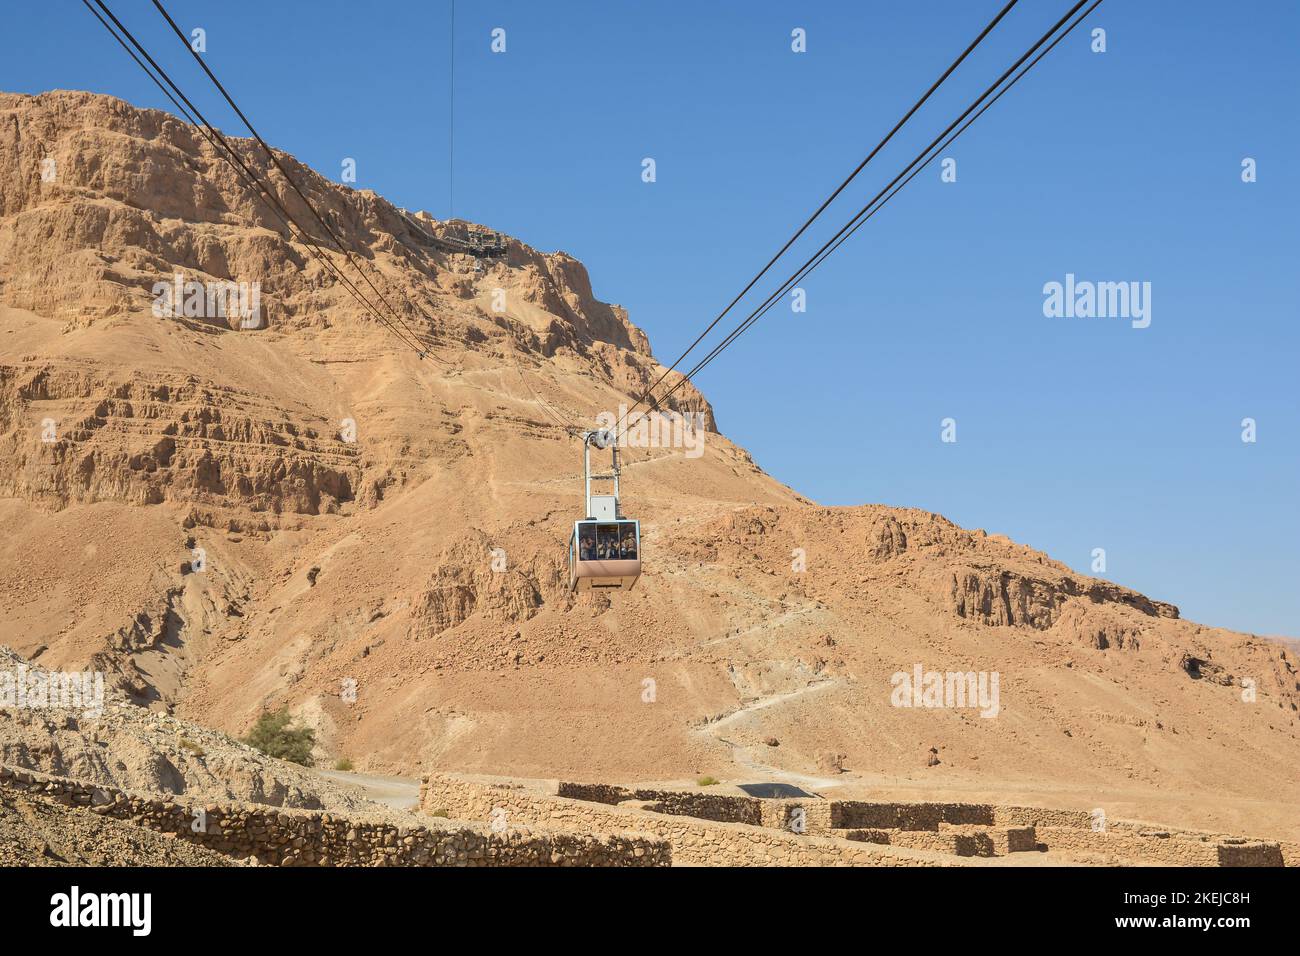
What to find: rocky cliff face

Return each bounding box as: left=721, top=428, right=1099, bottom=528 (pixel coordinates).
left=0, top=92, right=659, bottom=354
left=1, top=90, right=1297, bottom=841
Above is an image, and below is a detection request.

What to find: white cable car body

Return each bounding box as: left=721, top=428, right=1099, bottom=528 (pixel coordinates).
left=568, top=430, right=641, bottom=591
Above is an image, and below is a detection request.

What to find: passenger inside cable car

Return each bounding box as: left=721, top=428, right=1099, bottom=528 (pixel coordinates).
left=578, top=524, right=597, bottom=561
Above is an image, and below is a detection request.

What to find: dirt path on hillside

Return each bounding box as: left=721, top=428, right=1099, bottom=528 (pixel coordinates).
left=697, top=679, right=846, bottom=790
left=314, top=770, right=421, bottom=810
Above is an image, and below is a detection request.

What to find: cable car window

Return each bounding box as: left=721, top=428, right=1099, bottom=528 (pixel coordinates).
left=597, top=524, right=621, bottom=559
left=578, top=524, right=597, bottom=561
left=620, top=526, right=638, bottom=559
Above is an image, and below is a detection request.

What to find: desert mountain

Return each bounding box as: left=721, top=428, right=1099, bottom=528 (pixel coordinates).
left=1, top=91, right=1297, bottom=842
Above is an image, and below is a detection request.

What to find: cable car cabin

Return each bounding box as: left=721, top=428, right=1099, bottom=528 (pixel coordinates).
left=569, top=429, right=640, bottom=592
left=569, top=519, right=640, bottom=591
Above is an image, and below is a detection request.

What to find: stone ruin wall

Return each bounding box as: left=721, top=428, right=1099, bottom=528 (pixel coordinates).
left=6, top=760, right=1288, bottom=868
left=424, top=774, right=958, bottom=867
left=0, top=765, right=668, bottom=867
left=427, top=774, right=1297, bottom=868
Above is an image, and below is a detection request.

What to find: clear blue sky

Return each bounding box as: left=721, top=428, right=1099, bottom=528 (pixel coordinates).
left=4, top=1, right=1297, bottom=636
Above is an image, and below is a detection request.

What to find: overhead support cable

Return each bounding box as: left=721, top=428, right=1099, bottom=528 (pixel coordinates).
left=618, top=0, right=1102, bottom=441
left=150, top=0, right=434, bottom=356
left=86, top=0, right=436, bottom=360
left=609, top=0, right=1022, bottom=438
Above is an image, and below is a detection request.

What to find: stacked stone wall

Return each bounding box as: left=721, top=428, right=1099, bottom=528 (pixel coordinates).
left=1, top=765, right=669, bottom=867
left=424, top=774, right=959, bottom=867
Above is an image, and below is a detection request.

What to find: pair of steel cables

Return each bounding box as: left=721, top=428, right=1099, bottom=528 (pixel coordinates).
left=84, top=0, right=439, bottom=363
left=606, top=0, right=1104, bottom=444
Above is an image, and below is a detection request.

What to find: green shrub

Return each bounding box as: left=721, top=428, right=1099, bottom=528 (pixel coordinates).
left=243, top=708, right=316, bottom=767
left=428, top=808, right=450, bottom=818
left=333, top=757, right=354, bottom=772
left=696, top=776, right=720, bottom=787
